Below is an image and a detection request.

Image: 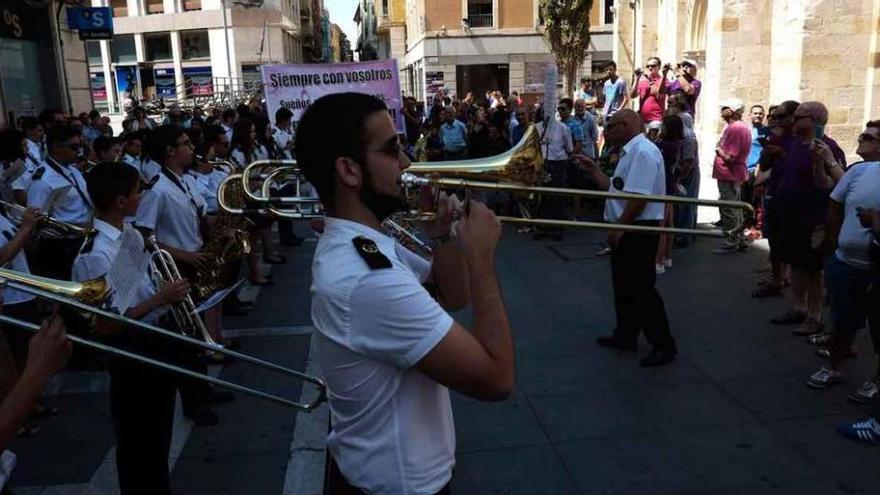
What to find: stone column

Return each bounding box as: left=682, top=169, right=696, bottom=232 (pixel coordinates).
left=509, top=54, right=525, bottom=96
left=170, top=31, right=185, bottom=101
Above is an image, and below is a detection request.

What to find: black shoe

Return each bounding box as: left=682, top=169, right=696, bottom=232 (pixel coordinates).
left=208, top=389, right=235, bottom=405
left=184, top=407, right=218, bottom=426
left=596, top=335, right=638, bottom=351
left=639, top=348, right=677, bottom=367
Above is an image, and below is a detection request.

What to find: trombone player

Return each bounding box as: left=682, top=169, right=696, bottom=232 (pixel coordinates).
left=295, top=93, right=514, bottom=494
left=576, top=109, right=678, bottom=367
left=72, top=162, right=191, bottom=495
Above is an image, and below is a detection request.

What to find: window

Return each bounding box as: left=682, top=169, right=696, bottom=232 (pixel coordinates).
left=110, top=34, right=137, bottom=64
left=146, top=0, right=164, bottom=15
left=110, top=0, right=127, bottom=17
left=183, top=0, right=202, bottom=11
left=181, top=30, right=210, bottom=59
left=145, top=33, right=172, bottom=61
left=604, top=0, right=614, bottom=25
left=86, top=41, right=103, bottom=66
left=466, top=0, right=493, bottom=28
left=381, top=0, right=388, bottom=18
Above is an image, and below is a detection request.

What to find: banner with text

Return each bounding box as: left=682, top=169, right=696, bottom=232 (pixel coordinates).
left=261, top=60, right=403, bottom=133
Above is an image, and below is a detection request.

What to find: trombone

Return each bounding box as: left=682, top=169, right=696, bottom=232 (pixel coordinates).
left=0, top=267, right=326, bottom=411
left=218, top=125, right=753, bottom=237
left=0, top=200, right=93, bottom=239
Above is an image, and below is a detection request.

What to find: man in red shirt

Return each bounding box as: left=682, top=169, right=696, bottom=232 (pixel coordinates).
left=630, top=57, right=670, bottom=123
left=713, top=98, right=753, bottom=253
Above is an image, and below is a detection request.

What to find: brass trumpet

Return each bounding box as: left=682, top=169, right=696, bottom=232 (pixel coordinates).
left=218, top=125, right=753, bottom=237
left=0, top=267, right=326, bottom=410
left=0, top=200, right=93, bottom=239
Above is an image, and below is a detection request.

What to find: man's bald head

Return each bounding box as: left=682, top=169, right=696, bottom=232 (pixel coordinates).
left=794, top=101, right=829, bottom=125
left=605, top=109, right=644, bottom=146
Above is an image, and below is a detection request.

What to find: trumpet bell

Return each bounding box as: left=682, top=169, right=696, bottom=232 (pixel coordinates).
left=407, top=124, right=545, bottom=185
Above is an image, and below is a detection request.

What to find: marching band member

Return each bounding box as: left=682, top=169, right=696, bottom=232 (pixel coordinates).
left=133, top=125, right=229, bottom=425
left=26, top=125, right=93, bottom=280
left=296, top=93, right=514, bottom=494
left=189, top=143, right=227, bottom=216
left=11, top=118, right=47, bottom=206
left=272, top=108, right=295, bottom=160
left=73, top=162, right=190, bottom=495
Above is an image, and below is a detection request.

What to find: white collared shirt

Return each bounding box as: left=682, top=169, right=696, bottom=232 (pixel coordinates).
left=311, top=217, right=455, bottom=495
left=25, top=139, right=43, bottom=162
left=272, top=125, right=294, bottom=159
left=135, top=169, right=205, bottom=252
left=536, top=120, right=573, bottom=161
left=189, top=168, right=228, bottom=214
left=604, top=133, right=667, bottom=223
left=26, top=158, right=93, bottom=225
left=0, top=215, right=35, bottom=305
left=221, top=123, right=234, bottom=143
left=9, top=154, right=40, bottom=193
left=72, top=219, right=166, bottom=323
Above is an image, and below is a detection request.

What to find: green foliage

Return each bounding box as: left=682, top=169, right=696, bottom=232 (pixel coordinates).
left=539, top=0, right=594, bottom=95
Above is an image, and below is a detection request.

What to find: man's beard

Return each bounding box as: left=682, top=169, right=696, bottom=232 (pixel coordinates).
left=359, top=166, right=408, bottom=221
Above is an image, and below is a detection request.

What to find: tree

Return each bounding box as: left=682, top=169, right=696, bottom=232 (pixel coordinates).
left=539, top=0, right=594, bottom=98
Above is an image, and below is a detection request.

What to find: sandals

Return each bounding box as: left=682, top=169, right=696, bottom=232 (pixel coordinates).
left=771, top=310, right=807, bottom=325
left=752, top=284, right=783, bottom=298
left=807, top=332, right=833, bottom=346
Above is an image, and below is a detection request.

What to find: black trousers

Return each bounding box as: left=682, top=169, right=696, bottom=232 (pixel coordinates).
left=30, top=237, right=84, bottom=281
left=536, top=160, right=569, bottom=232
left=323, top=451, right=451, bottom=495
left=610, top=225, right=676, bottom=352
left=274, top=182, right=297, bottom=244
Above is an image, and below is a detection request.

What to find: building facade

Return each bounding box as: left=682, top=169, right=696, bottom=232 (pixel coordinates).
left=402, top=0, right=614, bottom=104
left=329, top=23, right=353, bottom=62
left=615, top=0, right=880, bottom=163
left=0, top=0, right=91, bottom=125
left=86, top=0, right=321, bottom=114
left=353, top=0, right=379, bottom=61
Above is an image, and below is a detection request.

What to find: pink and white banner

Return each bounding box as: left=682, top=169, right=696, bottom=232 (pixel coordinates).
left=261, top=60, right=403, bottom=133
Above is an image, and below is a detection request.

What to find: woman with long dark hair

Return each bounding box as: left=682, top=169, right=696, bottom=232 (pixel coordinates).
left=229, top=118, right=258, bottom=167
left=655, top=114, right=685, bottom=274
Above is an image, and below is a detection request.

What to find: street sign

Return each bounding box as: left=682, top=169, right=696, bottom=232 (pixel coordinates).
left=67, top=7, right=113, bottom=40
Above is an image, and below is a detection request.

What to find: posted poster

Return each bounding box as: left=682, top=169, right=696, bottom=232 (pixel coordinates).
left=261, top=60, right=403, bottom=133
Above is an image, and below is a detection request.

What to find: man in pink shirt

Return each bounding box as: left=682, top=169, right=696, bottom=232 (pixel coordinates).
left=713, top=98, right=752, bottom=253
left=630, top=57, right=670, bottom=123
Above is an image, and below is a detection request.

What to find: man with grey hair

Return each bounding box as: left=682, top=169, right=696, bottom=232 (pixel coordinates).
left=713, top=98, right=753, bottom=253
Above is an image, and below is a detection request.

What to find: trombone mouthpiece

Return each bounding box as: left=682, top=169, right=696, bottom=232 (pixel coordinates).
left=400, top=173, right=430, bottom=188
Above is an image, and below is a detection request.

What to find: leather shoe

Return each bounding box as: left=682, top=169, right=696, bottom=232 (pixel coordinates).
left=184, top=407, right=218, bottom=426
left=639, top=348, right=677, bottom=367
left=596, top=335, right=637, bottom=351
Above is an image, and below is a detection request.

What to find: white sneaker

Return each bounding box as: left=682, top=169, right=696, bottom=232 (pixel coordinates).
left=655, top=263, right=665, bottom=275
left=849, top=380, right=880, bottom=404
left=807, top=366, right=842, bottom=389
left=664, top=259, right=673, bottom=269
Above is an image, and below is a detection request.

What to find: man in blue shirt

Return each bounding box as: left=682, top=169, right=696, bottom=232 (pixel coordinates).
left=747, top=104, right=768, bottom=170
left=742, top=104, right=768, bottom=240
left=601, top=61, right=629, bottom=123
left=574, top=99, right=599, bottom=159
left=439, top=108, right=468, bottom=160
left=558, top=98, right=584, bottom=155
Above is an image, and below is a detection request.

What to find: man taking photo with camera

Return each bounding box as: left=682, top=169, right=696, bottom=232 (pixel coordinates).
left=630, top=57, right=670, bottom=124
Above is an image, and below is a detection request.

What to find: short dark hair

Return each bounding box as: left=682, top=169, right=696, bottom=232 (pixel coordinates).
left=86, top=162, right=141, bottom=211
left=0, top=129, right=25, bottom=163
left=89, top=109, right=101, bottom=120
left=559, top=98, right=574, bottom=109
left=39, top=108, right=64, bottom=127
left=222, top=108, right=237, bottom=120
left=275, top=107, right=293, bottom=122
left=661, top=114, right=684, bottom=141
left=46, top=125, right=81, bottom=151
left=203, top=124, right=227, bottom=145
left=92, top=135, right=117, bottom=155
left=19, top=117, right=39, bottom=133
left=866, top=120, right=880, bottom=131
left=294, top=93, right=387, bottom=209
left=121, top=131, right=146, bottom=144
left=750, top=104, right=765, bottom=113
left=777, top=100, right=800, bottom=116
left=648, top=56, right=662, bottom=66
left=605, top=61, right=618, bottom=70
left=145, top=125, right=186, bottom=165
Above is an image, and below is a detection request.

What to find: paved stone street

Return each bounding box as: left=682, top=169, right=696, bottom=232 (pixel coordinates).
left=7, top=225, right=880, bottom=494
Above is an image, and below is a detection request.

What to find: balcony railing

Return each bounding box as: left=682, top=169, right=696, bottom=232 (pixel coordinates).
left=466, top=13, right=493, bottom=28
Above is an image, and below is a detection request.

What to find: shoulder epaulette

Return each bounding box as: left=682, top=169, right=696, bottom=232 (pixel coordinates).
left=78, top=230, right=99, bottom=255
left=31, top=167, right=45, bottom=180
left=142, top=174, right=160, bottom=191
left=352, top=236, right=392, bottom=270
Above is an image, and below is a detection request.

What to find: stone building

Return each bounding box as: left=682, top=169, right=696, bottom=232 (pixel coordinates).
left=615, top=0, right=880, bottom=162
left=402, top=0, right=616, bottom=105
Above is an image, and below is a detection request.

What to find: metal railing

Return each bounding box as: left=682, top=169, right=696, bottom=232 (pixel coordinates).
left=466, top=13, right=493, bottom=28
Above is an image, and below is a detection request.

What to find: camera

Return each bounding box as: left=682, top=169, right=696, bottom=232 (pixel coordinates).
left=634, top=67, right=643, bottom=76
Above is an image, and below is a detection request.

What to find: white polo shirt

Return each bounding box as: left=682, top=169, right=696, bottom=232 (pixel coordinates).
left=311, top=217, right=455, bottom=495
left=135, top=168, right=205, bottom=252
left=189, top=168, right=228, bottom=215
left=272, top=125, right=294, bottom=159
left=604, top=133, right=667, bottom=223
left=831, top=161, right=880, bottom=270
left=9, top=154, right=39, bottom=193
left=0, top=215, right=35, bottom=305
left=72, top=219, right=167, bottom=323
left=26, top=158, right=93, bottom=225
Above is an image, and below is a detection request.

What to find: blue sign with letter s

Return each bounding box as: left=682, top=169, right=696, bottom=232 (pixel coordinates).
left=67, top=7, right=114, bottom=40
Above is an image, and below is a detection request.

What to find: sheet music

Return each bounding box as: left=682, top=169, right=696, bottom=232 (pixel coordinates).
left=106, top=228, right=152, bottom=314
left=194, top=278, right=246, bottom=313
left=44, top=185, right=73, bottom=215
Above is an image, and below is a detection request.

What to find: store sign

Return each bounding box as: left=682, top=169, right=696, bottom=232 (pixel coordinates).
left=425, top=71, right=444, bottom=106
left=183, top=67, right=213, bottom=96
left=154, top=68, right=176, bottom=99
left=261, top=60, right=403, bottom=132
left=90, top=72, right=107, bottom=100
left=0, top=3, right=39, bottom=41
left=67, top=7, right=113, bottom=40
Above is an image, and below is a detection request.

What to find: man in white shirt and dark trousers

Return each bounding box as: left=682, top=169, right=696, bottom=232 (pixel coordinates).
left=73, top=162, right=191, bottom=495
left=27, top=125, right=93, bottom=281
left=579, top=109, right=677, bottom=367
left=271, top=107, right=303, bottom=246
left=296, top=93, right=515, bottom=494
left=535, top=107, right=573, bottom=241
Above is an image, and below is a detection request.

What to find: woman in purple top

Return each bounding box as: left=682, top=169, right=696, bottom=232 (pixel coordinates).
left=654, top=114, right=684, bottom=273
left=668, top=60, right=702, bottom=116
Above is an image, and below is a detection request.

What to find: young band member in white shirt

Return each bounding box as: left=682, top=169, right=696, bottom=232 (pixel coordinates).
left=73, top=162, right=190, bottom=495
left=296, top=93, right=514, bottom=495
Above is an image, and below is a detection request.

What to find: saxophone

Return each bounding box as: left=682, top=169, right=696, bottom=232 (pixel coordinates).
left=191, top=174, right=254, bottom=302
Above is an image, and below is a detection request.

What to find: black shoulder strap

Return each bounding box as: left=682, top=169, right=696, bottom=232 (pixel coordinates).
left=352, top=236, right=392, bottom=270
